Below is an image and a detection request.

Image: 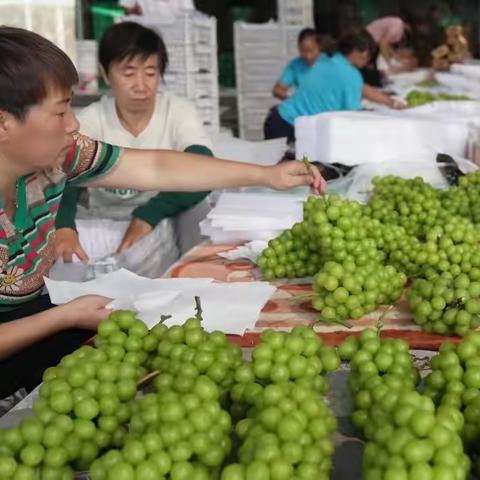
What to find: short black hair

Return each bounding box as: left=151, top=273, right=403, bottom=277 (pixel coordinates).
left=0, top=26, right=78, bottom=121
left=338, top=29, right=376, bottom=56
left=99, top=22, right=169, bottom=76
left=298, top=28, right=319, bottom=45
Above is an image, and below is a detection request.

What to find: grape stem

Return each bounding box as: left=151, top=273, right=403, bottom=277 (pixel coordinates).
left=159, top=314, right=172, bottom=324
left=290, top=293, right=316, bottom=302
left=195, top=296, right=203, bottom=322
left=302, top=154, right=314, bottom=176
left=137, top=370, right=159, bottom=387
left=311, top=316, right=352, bottom=329
left=376, top=304, right=394, bottom=336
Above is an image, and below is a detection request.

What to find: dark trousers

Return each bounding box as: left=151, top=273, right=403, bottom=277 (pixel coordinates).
left=264, top=107, right=295, bottom=142
left=0, top=296, right=92, bottom=399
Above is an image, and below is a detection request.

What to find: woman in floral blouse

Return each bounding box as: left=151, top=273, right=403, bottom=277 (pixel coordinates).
left=0, top=27, right=325, bottom=398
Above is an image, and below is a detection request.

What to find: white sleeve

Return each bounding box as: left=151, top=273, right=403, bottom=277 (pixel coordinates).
left=170, top=98, right=213, bottom=152
left=76, top=102, right=103, bottom=140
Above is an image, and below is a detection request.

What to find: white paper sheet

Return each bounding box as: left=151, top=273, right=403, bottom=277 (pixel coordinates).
left=44, top=269, right=275, bottom=335
left=217, top=241, right=268, bottom=263
left=137, top=282, right=276, bottom=334
left=44, top=269, right=214, bottom=305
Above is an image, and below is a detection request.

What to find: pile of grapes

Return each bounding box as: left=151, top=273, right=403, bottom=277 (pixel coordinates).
left=0, top=311, right=339, bottom=479
left=257, top=170, right=480, bottom=336
left=340, top=329, right=471, bottom=479
left=224, top=326, right=339, bottom=479
left=406, top=89, right=470, bottom=107
left=423, top=332, right=480, bottom=472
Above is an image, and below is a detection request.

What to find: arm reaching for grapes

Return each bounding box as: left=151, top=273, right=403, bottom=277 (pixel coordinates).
left=85, top=150, right=327, bottom=195
left=0, top=296, right=111, bottom=360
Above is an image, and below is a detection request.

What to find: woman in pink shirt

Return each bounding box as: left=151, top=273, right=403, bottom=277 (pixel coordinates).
left=362, top=16, right=414, bottom=86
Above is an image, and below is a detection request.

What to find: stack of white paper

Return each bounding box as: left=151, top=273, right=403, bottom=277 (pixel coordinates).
left=200, top=191, right=308, bottom=243
left=44, top=269, right=275, bottom=335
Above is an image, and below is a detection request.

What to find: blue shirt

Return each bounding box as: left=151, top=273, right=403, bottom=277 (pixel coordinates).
left=278, top=53, right=364, bottom=125
left=278, top=57, right=311, bottom=88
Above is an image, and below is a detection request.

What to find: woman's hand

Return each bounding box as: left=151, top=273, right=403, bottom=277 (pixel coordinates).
left=61, top=295, right=112, bottom=330
left=390, top=98, right=408, bottom=110
left=54, top=228, right=89, bottom=263
left=117, top=218, right=153, bottom=253
left=266, top=161, right=327, bottom=195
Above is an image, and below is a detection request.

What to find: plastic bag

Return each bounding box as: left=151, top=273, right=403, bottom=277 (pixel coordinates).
left=339, top=156, right=478, bottom=204
left=116, top=220, right=179, bottom=278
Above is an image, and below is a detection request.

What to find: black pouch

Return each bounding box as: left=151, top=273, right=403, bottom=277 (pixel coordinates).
left=436, top=153, right=465, bottom=185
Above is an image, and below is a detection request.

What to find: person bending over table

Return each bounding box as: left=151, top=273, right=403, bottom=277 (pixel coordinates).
left=363, top=16, right=414, bottom=87
left=273, top=28, right=322, bottom=100
left=264, top=29, right=405, bottom=143
left=0, top=27, right=326, bottom=398
left=55, top=22, right=213, bottom=276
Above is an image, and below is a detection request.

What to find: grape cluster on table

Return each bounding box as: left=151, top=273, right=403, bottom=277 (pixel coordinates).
left=0, top=309, right=341, bottom=480
left=257, top=171, right=480, bottom=336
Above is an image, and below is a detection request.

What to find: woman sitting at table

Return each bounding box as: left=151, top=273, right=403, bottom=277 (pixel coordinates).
left=55, top=22, right=213, bottom=276
left=273, top=28, right=322, bottom=100
left=264, top=29, right=403, bottom=142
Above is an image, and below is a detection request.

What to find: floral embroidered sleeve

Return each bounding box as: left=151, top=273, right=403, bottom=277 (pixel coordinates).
left=62, top=133, right=121, bottom=187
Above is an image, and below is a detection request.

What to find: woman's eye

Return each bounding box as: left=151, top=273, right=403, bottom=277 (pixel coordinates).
left=57, top=112, right=65, bottom=118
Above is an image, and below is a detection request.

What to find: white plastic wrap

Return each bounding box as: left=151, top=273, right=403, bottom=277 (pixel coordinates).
left=295, top=111, right=469, bottom=165
left=331, top=157, right=478, bottom=204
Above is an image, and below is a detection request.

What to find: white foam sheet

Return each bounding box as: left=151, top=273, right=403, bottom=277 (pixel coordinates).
left=201, top=191, right=307, bottom=243
left=295, top=110, right=469, bottom=166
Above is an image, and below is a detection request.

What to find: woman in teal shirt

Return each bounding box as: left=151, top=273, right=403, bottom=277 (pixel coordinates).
left=273, top=28, right=322, bottom=100
left=264, top=29, right=375, bottom=142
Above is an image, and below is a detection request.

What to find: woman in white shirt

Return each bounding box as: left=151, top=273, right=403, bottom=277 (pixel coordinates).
left=55, top=22, right=213, bottom=276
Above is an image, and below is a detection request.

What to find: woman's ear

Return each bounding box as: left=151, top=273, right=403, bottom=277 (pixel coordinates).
left=99, top=65, right=109, bottom=85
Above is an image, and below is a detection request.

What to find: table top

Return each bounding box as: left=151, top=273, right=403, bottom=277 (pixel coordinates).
left=165, top=242, right=461, bottom=350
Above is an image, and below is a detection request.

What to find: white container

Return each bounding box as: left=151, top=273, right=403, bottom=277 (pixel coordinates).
left=295, top=110, right=470, bottom=165
left=240, top=126, right=265, bottom=141
left=75, top=40, right=98, bottom=94
left=125, top=12, right=216, bottom=46
left=0, top=0, right=76, bottom=62
left=282, top=26, right=303, bottom=59
left=234, top=20, right=306, bottom=139
left=163, top=71, right=218, bottom=100
left=166, top=43, right=217, bottom=73
left=238, top=93, right=279, bottom=111
left=234, top=20, right=283, bottom=45
left=277, top=0, right=314, bottom=26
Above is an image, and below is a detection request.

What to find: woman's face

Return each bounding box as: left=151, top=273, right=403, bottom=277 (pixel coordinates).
left=299, top=37, right=321, bottom=66
left=0, top=86, right=79, bottom=172
left=106, top=54, right=160, bottom=112
left=350, top=49, right=371, bottom=69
